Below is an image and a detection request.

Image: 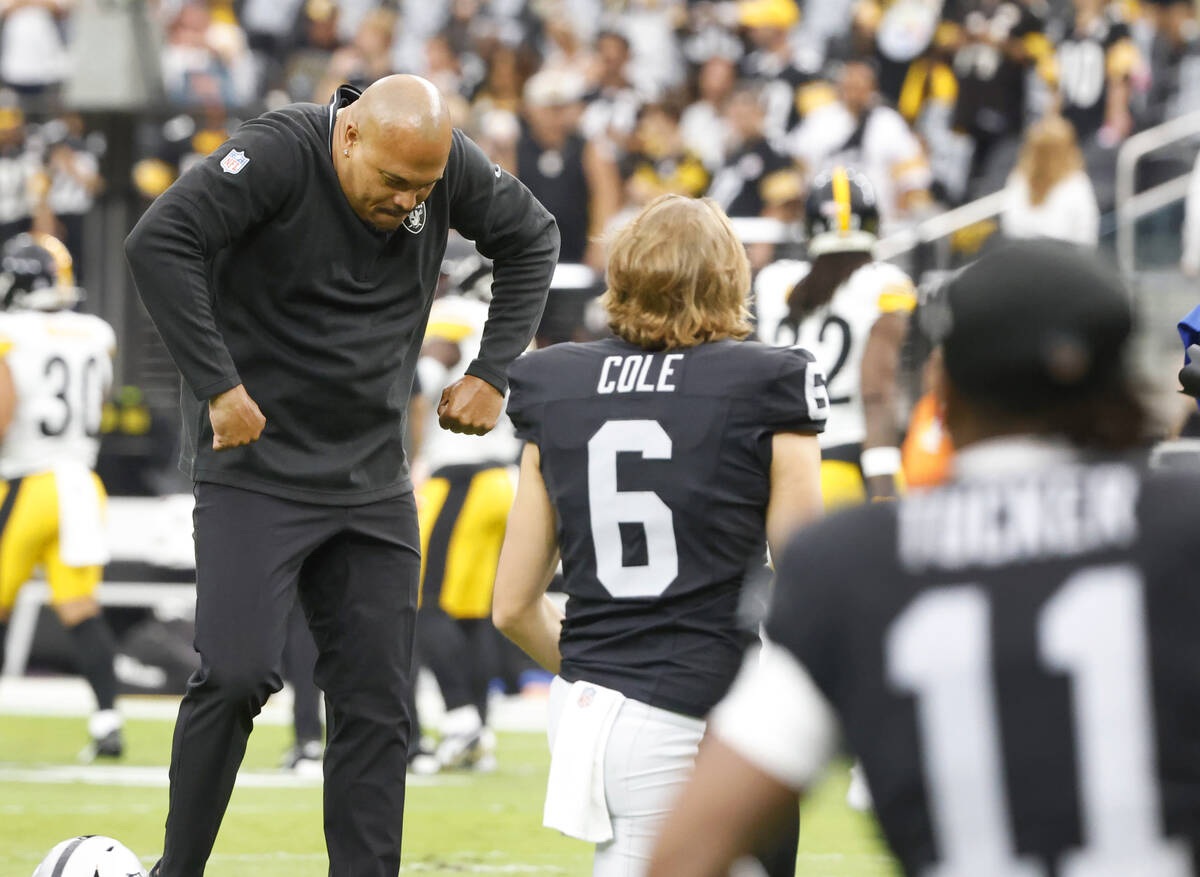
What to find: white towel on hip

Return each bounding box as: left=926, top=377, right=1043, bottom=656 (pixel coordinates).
left=543, top=678, right=626, bottom=843
left=54, top=462, right=109, bottom=567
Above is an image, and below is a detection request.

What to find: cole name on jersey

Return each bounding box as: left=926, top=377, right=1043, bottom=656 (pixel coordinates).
left=596, top=353, right=684, bottom=394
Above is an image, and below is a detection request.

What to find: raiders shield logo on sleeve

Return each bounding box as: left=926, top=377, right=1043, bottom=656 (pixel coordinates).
left=403, top=203, right=427, bottom=234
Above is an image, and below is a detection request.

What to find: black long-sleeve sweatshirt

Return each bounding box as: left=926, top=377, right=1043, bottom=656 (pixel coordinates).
left=125, top=86, right=559, bottom=504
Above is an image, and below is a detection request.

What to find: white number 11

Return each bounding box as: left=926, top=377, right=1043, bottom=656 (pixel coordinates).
left=887, top=565, right=1190, bottom=877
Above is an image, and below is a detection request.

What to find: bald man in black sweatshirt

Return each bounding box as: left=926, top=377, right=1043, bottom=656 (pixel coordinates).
left=125, top=75, right=559, bottom=877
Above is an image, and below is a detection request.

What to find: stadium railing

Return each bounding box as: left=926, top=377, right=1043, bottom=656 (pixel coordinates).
left=1116, top=109, right=1200, bottom=275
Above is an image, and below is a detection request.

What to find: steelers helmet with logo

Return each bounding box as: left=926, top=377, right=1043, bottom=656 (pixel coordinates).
left=0, top=232, right=82, bottom=311
left=804, top=166, right=880, bottom=257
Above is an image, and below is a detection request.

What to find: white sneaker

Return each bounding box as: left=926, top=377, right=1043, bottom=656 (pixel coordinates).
left=846, top=761, right=874, bottom=812
left=281, top=739, right=324, bottom=777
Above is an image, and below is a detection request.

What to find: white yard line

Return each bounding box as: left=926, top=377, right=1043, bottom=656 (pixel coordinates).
left=199, top=855, right=565, bottom=873
left=0, top=676, right=552, bottom=732
left=0, top=763, right=461, bottom=789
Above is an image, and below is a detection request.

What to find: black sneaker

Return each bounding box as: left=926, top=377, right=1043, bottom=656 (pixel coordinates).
left=280, top=739, right=323, bottom=774
left=79, top=727, right=124, bottom=762
left=94, top=728, right=124, bottom=758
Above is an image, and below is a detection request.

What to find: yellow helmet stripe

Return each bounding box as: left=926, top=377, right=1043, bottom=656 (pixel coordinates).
left=31, top=232, right=75, bottom=287
left=831, top=166, right=852, bottom=232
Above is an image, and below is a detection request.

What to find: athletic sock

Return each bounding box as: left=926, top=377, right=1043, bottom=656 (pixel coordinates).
left=67, top=615, right=119, bottom=711
left=440, top=704, right=483, bottom=738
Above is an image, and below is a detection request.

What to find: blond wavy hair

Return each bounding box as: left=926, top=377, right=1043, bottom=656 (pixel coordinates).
left=1017, top=115, right=1084, bottom=206
left=601, top=195, right=753, bottom=350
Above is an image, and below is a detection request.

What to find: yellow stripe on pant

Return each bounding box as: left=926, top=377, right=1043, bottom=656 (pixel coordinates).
left=820, top=459, right=868, bottom=511
left=0, top=470, right=106, bottom=613
left=417, top=464, right=516, bottom=619
left=820, top=444, right=906, bottom=511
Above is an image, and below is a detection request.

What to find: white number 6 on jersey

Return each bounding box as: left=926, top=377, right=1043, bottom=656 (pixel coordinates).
left=587, top=420, right=679, bottom=599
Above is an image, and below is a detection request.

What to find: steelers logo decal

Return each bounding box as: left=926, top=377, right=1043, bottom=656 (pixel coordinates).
left=404, top=202, right=427, bottom=234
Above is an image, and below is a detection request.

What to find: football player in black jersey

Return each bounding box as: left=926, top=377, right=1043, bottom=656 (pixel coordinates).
left=650, top=240, right=1200, bottom=876
left=492, top=194, right=828, bottom=875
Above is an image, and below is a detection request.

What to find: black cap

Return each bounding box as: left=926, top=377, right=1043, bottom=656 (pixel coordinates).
left=941, top=240, right=1133, bottom=408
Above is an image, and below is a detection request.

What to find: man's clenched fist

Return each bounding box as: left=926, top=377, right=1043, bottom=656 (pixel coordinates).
left=438, top=375, right=502, bottom=436
left=209, top=384, right=266, bottom=450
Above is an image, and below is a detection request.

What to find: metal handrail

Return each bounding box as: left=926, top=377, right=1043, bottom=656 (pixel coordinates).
left=1116, top=109, right=1200, bottom=274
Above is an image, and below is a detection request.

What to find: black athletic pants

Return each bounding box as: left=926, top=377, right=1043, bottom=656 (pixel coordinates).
left=159, top=482, right=420, bottom=877
left=283, top=600, right=323, bottom=746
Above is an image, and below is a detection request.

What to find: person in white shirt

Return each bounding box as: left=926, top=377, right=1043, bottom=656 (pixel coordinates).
left=789, top=60, right=932, bottom=228
left=1000, top=114, right=1100, bottom=248
left=0, top=232, right=122, bottom=761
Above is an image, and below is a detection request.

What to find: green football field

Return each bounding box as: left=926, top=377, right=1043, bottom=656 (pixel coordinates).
left=0, top=713, right=899, bottom=876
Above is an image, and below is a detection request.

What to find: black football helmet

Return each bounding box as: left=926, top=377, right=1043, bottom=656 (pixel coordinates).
left=804, top=166, right=880, bottom=257
left=0, top=233, right=81, bottom=311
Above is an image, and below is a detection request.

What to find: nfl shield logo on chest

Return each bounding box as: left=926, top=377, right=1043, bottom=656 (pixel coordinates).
left=403, top=202, right=427, bottom=234
left=220, top=149, right=249, bottom=175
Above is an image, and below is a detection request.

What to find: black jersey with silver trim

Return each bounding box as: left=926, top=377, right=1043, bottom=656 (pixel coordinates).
left=508, top=337, right=827, bottom=717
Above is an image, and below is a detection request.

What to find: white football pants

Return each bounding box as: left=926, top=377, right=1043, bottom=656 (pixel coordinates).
left=548, top=676, right=706, bottom=877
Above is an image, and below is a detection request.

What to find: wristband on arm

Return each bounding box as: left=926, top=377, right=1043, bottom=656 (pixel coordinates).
left=861, top=446, right=902, bottom=479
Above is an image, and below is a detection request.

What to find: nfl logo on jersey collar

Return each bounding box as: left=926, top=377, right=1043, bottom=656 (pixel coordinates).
left=404, top=202, right=427, bottom=234
left=220, top=149, right=249, bottom=175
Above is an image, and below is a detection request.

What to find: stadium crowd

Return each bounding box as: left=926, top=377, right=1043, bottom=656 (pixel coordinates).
left=1, top=0, right=1200, bottom=286
left=6, top=4, right=1200, bottom=875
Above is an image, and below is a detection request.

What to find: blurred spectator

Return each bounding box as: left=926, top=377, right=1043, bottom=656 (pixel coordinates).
left=706, top=85, right=794, bottom=218
left=1051, top=0, right=1141, bottom=144
left=789, top=60, right=931, bottom=225
left=335, top=0, right=386, bottom=46
left=680, top=1, right=744, bottom=70
left=1139, top=0, right=1200, bottom=126
left=1000, top=114, right=1099, bottom=247
left=842, top=1, right=963, bottom=201
left=314, top=7, right=397, bottom=99
left=847, top=0, right=949, bottom=107
left=624, top=99, right=711, bottom=206
left=799, top=0, right=856, bottom=65
left=281, top=2, right=343, bottom=103
left=475, top=107, right=521, bottom=173
left=580, top=30, right=644, bottom=150
left=44, top=113, right=103, bottom=276
left=161, top=2, right=240, bottom=107
left=0, top=103, right=41, bottom=241
left=472, top=43, right=535, bottom=116
left=517, top=70, right=620, bottom=269
left=542, top=15, right=593, bottom=81
left=0, top=0, right=69, bottom=102
left=739, top=0, right=833, bottom=144
left=619, top=0, right=687, bottom=96
left=944, top=0, right=1053, bottom=190
left=240, top=0, right=307, bottom=59
left=424, top=33, right=465, bottom=97
left=1182, top=149, right=1200, bottom=276
left=680, top=54, right=737, bottom=170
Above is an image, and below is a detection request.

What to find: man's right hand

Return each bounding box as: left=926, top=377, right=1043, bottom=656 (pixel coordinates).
left=209, top=384, right=266, bottom=450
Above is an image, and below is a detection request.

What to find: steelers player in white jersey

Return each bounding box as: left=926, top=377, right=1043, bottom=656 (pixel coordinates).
left=756, top=166, right=915, bottom=508
left=410, top=257, right=520, bottom=772
left=0, top=233, right=122, bottom=759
